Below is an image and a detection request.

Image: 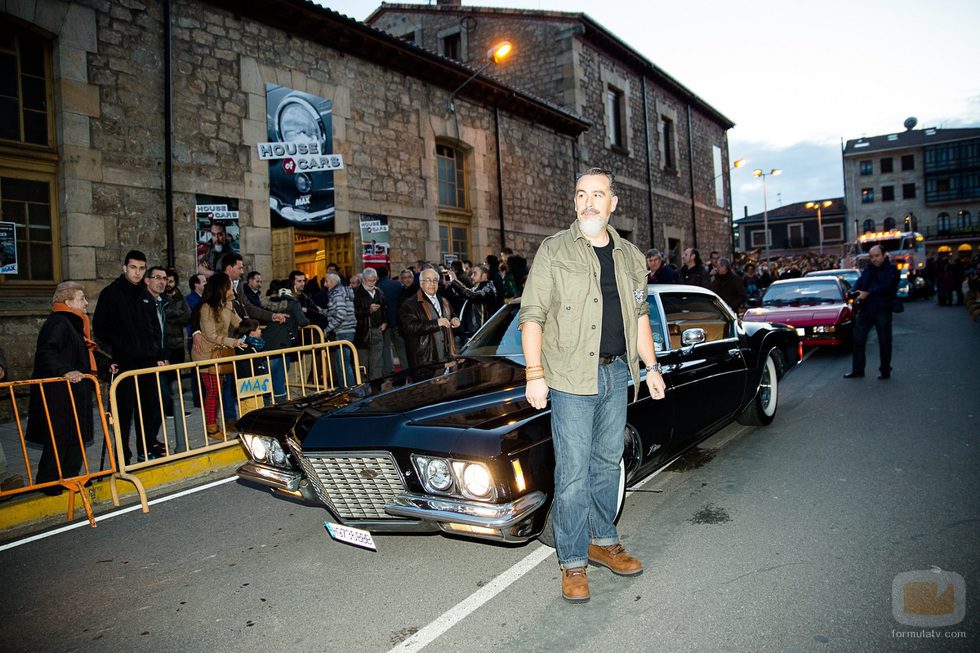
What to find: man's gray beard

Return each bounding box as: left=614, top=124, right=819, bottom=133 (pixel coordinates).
left=578, top=216, right=606, bottom=237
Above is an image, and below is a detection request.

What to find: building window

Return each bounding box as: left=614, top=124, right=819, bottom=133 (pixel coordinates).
left=712, top=146, right=724, bottom=207
left=606, top=86, right=626, bottom=149
left=0, top=24, right=58, bottom=291
left=902, top=183, right=916, bottom=199
left=440, top=32, right=461, bottom=61
left=862, top=219, right=876, bottom=233
left=0, top=172, right=57, bottom=282
left=859, top=160, right=872, bottom=175
left=861, top=187, right=874, bottom=203
left=958, top=210, right=972, bottom=228
left=901, top=154, right=914, bottom=171
left=881, top=185, right=895, bottom=201
left=883, top=217, right=896, bottom=230
left=436, top=143, right=466, bottom=209
left=661, top=116, right=675, bottom=170
left=880, top=157, right=893, bottom=173
left=937, top=212, right=950, bottom=233
left=750, top=229, right=769, bottom=248
left=399, top=31, right=416, bottom=44
left=439, top=222, right=469, bottom=263
left=823, top=224, right=843, bottom=242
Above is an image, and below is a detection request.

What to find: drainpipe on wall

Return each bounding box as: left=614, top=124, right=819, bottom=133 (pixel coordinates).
left=164, top=0, right=175, bottom=268
left=641, top=81, right=655, bottom=249
left=494, top=107, right=506, bottom=252
left=686, top=104, right=697, bottom=248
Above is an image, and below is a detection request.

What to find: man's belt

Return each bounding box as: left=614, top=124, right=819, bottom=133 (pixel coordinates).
left=598, top=354, right=622, bottom=365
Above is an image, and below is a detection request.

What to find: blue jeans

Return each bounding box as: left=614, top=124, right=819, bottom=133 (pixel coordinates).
left=549, top=357, right=628, bottom=568
left=852, top=308, right=893, bottom=374
left=333, top=329, right=357, bottom=387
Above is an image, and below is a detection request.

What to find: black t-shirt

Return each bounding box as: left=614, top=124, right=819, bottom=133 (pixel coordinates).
left=595, top=241, right=626, bottom=357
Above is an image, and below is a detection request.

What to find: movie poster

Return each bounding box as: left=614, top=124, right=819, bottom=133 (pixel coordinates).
left=359, top=214, right=390, bottom=271
left=195, top=195, right=240, bottom=276
left=260, top=84, right=344, bottom=231
left=0, top=222, right=16, bottom=274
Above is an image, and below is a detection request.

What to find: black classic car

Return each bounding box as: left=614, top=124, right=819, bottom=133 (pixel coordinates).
left=235, top=285, right=800, bottom=545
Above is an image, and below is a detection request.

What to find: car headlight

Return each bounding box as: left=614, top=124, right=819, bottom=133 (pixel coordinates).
left=813, top=325, right=837, bottom=333
left=416, top=456, right=453, bottom=492
left=454, top=462, right=492, bottom=499
left=241, top=434, right=290, bottom=469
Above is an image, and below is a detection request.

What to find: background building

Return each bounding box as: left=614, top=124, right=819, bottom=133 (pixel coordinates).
left=842, top=125, right=980, bottom=259
left=367, top=0, right=737, bottom=267
left=736, top=198, right=847, bottom=261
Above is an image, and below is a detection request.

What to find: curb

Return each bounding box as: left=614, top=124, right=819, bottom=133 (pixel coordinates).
left=0, top=445, right=248, bottom=534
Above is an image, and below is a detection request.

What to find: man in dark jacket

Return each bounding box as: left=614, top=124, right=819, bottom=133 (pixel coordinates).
left=399, top=268, right=459, bottom=370
left=679, top=247, right=710, bottom=287
left=353, top=268, right=388, bottom=380
left=94, top=251, right=168, bottom=462
left=710, top=259, right=747, bottom=313
left=845, top=245, right=899, bottom=380
left=446, top=264, right=497, bottom=342
left=646, top=248, right=678, bottom=284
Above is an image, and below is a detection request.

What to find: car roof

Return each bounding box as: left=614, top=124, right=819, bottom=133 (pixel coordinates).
left=805, top=269, right=858, bottom=276
left=770, top=276, right=843, bottom=287
left=647, top=283, right=715, bottom=295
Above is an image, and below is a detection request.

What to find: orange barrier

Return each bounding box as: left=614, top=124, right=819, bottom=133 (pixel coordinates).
left=107, top=340, right=360, bottom=511
left=0, top=375, right=115, bottom=527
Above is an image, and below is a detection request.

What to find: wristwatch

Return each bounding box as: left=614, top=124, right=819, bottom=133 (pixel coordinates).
left=645, top=363, right=663, bottom=374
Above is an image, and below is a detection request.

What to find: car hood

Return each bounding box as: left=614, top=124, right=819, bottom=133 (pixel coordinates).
left=234, top=356, right=540, bottom=456
left=743, top=304, right=849, bottom=326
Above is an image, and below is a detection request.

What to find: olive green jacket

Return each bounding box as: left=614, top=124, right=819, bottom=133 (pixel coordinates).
left=519, top=221, right=649, bottom=398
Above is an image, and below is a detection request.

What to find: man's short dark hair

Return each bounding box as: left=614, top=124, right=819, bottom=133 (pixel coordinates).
left=124, top=250, right=146, bottom=266
left=189, top=273, right=204, bottom=293
left=500, top=247, right=513, bottom=256
left=377, top=266, right=390, bottom=280
left=576, top=167, right=616, bottom=195
left=220, top=252, right=243, bottom=271
left=166, top=268, right=180, bottom=285
left=145, top=265, right=166, bottom=280
left=288, top=270, right=305, bottom=285
left=646, top=248, right=663, bottom=259
left=246, top=270, right=262, bottom=283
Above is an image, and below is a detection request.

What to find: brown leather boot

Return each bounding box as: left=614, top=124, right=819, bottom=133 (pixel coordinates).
left=206, top=423, right=224, bottom=442
left=588, top=543, right=643, bottom=576
left=560, top=566, right=590, bottom=603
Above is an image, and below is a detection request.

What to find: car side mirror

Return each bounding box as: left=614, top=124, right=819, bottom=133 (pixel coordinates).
left=747, top=297, right=761, bottom=308
left=681, top=328, right=706, bottom=347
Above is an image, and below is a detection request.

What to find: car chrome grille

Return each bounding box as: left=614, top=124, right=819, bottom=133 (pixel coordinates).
left=302, top=452, right=406, bottom=520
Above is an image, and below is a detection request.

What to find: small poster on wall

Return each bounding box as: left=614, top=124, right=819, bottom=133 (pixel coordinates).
left=0, top=222, right=16, bottom=274
left=195, top=195, right=240, bottom=276
left=359, top=214, right=390, bottom=271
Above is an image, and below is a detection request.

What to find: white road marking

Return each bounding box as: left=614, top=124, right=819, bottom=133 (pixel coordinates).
left=0, top=475, right=238, bottom=553
left=387, top=465, right=673, bottom=653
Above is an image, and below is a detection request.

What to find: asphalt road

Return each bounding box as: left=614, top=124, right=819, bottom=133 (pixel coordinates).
left=1, top=300, right=977, bottom=652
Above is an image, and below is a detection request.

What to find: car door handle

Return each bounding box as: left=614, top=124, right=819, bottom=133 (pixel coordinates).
left=726, top=348, right=741, bottom=359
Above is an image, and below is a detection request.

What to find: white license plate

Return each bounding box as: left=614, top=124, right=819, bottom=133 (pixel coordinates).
left=795, top=328, right=805, bottom=336
left=325, top=521, right=377, bottom=551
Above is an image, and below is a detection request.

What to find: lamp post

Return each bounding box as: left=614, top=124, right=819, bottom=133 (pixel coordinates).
left=719, top=158, right=747, bottom=257
left=752, top=168, right=782, bottom=263
left=805, top=200, right=832, bottom=254
left=445, top=41, right=514, bottom=252
left=447, top=41, right=513, bottom=112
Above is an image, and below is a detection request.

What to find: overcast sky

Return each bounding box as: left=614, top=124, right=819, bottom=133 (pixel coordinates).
left=322, top=0, right=980, bottom=219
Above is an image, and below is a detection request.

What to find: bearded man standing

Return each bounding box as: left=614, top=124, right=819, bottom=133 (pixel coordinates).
left=519, top=168, right=666, bottom=603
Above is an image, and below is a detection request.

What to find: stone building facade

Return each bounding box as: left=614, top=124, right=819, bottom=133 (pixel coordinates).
left=367, top=2, right=737, bottom=265
left=843, top=126, right=980, bottom=258
left=0, top=0, right=586, bottom=380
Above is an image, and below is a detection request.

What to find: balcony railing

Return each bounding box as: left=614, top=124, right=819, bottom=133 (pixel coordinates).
left=921, top=225, right=980, bottom=239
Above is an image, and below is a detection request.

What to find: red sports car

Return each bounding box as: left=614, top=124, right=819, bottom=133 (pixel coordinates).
left=743, top=277, right=854, bottom=348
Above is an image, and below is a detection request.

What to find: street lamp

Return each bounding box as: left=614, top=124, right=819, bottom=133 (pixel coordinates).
left=447, top=41, right=514, bottom=112
left=752, top=168, right=782, bottom=263
left=805, top=200, right=832, bottom=254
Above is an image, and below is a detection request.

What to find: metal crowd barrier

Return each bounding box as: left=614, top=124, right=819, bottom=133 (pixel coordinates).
left=0, top=375, right=115, bottom=527
left=108, top=339, right=360, bottom=511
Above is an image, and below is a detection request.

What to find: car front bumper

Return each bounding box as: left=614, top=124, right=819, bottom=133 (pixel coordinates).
left=237, top=462, right=548, bottom=543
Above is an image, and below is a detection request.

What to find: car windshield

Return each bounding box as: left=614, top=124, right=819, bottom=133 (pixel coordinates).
left=459, top=303, right=524, bottom=360
left=761, top=281, right=842, bottom=306
left=806, top=270, right=859, bottom=287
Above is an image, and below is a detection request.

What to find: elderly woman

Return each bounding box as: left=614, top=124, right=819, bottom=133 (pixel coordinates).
left=190, top=272, right=245, bottom=440
left=26, top=281, right=112, bottom=493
